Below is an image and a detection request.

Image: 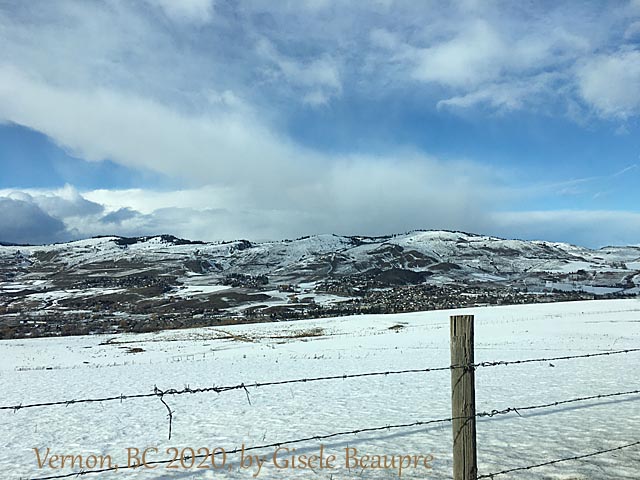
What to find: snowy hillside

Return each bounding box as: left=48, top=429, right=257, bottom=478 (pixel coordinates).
left=2, top=230, right=639, bottom=338
left=3, top=230, right=638, bottom=285
left=1, top=299, right=639, bottom=479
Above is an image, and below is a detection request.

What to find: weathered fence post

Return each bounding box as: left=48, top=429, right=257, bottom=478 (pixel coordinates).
left=450, top=315, right=478, bottom=480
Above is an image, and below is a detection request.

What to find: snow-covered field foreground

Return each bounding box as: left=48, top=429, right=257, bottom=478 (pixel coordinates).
left=1, top=299, right=639, bottom=479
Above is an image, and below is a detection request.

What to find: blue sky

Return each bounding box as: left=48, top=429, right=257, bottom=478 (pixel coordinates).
left=1, top=0, right=640, bottom=247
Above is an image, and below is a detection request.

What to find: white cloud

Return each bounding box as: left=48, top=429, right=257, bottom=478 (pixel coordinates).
left=28, top=184, right=104, bottom=218
left=145, top=0, right=215, bottom=24
left=4, top=185, right=104, bottom=217
left=82, top=187, right=234, bottom=214
left=0, top=65, right=303, bottom=187
left=256, top=38, right=342, bottom=102
left=0, top=64, right=503, bottom=239
left=367, top=16, right=596, bottom=117
left=410, top=21, right=508, bottom=89
left=576, top=49, right=640, bottom=119
left=374, top=16, right=591, bottom=92
left=437, top=74, right=559, bottom=113
left=1, top=0, right=638, bottom=126
left=0, top=150, right=505, bottom=244
left=302, top=90, right=331, bottom=106
left=4, top=186, right=640, bottom=248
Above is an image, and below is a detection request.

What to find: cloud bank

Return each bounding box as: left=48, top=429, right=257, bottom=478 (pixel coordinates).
left=2, top=183, right=640, bottom=248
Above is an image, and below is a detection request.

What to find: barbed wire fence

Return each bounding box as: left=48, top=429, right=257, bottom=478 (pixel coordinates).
left=23, top=388, right=640, bottom=480
left=3, top=320, right=640, bottom=479
left=4, top=347, right=638, bottom=413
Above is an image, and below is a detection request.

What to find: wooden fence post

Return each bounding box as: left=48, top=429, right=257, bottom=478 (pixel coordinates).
left=450, top=315, right=478, bottom=480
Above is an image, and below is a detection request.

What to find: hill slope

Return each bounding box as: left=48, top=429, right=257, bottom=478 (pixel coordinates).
left=1, top=230, right=639, bottom=337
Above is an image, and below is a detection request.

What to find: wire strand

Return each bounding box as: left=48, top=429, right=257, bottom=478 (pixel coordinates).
left=478, top=440, right=640, bottom=478
left=3, top=347, right=639, bottom=412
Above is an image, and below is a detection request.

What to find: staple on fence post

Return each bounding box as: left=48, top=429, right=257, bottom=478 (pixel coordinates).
left=450, top=315, right=478, bottom=480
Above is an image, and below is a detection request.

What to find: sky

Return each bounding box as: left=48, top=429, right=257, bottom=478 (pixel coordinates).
left=1, top=0, right=640, bottom=247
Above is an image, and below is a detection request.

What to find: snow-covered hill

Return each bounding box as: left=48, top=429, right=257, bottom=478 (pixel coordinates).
left=3, top=230, right=639, bottom=282
left=1, top=231, right=639, bottom=338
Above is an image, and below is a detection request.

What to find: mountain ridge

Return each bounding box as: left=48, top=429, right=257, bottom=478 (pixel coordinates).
left=1, top=229, right=638, bottom=339
left=3, top=227, right=630, bottom=250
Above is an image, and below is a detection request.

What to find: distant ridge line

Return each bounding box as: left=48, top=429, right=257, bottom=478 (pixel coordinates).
left=0, top=229, right=637, bottom=250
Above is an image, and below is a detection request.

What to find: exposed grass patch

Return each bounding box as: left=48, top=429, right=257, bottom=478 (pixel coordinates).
left=125, top=347, right=145, bottom=354
left=270, top=327, right=325, bottom=340
left=388, top=324, right=406, bottom=331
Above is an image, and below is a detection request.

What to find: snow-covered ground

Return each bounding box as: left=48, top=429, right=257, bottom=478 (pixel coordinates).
left=166, top=284, right=231, bottom=298
left=1, top=299, right=639, bottom=479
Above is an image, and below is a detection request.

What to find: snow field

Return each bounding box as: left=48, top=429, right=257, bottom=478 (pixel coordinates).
left=0, top=299, right=639, bottom=479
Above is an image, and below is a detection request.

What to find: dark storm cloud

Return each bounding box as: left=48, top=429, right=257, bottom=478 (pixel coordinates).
left=0, top=197, right=69, bottom=244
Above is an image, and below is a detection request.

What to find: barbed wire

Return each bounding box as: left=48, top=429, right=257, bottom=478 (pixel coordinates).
left=478, top=439, right=640, bottom=478
left=1, top=365, right=454, bottom=412
left=24, top=388, right=640, bottom=480
left=155, top=386, right=640, bottom=443
left=3, top=347, right=639, bottom=413
left=472, top=347, right=640, bottom=369
left=476, top=388, right=640, bottom=418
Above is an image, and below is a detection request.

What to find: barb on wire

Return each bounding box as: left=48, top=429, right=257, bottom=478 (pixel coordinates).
left=478, top=439, right=640, bottom=478
left=25, top=388, right=640, bottom=480
left=241, top=383, right=251, bottom=405
left=154, top=386, right=174, bottom=440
